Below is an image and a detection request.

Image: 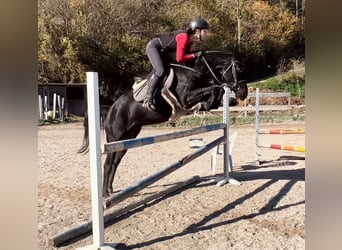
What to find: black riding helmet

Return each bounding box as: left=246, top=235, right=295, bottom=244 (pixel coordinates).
left=189, top=18, right=209, bottom=31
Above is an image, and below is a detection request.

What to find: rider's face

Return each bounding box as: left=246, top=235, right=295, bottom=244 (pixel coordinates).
left=200, top=29, right=209, bottom=41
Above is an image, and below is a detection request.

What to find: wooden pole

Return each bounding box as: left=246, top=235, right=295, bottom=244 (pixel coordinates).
left=61, top=97, right=65, bottom=120
left=258, top=129, right=305, bottom=134
left=216, top=87, right=240, bottom=186
left=44, top=95, right=48, bottom=120
left=83, top=72, right=105, bottom=248
left=38, top=95, right=43, bottom=119
left=57, top=95, right=61, bottom=119
left=52, top=93, right=57, bottom=120
left=255, top=88, right=261, bottom=164
left=104, top=123, right=225, bottom=154
left=105, top=136, right=225, bottom=209
left=261, top=144, right=305, bottom=153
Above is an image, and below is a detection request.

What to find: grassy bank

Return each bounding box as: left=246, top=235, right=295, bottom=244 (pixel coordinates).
left=249, top=58, right=305, bottom=100
left=152, top=111, right=305, bottom=128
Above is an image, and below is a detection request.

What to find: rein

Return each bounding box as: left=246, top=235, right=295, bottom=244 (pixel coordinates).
left=200, top=54, right=238, bottom=89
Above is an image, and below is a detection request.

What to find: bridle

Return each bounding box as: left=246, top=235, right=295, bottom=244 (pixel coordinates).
left=200, top=54, right=239, bottom=90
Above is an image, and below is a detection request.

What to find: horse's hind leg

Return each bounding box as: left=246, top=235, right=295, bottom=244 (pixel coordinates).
left=106, top=150, right=128, bottom=195
left=103, top=125, right=142, bottom=197
left=103, top=152, right=115, bottom=197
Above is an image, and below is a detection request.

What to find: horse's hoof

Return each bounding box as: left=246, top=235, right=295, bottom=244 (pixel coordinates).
left=200, top=102, right=210, bottom=111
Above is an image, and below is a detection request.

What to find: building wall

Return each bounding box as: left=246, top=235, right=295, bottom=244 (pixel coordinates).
left=38, top=84, right=86, bottom=118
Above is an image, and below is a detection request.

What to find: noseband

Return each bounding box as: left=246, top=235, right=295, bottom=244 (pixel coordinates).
left=221, top=61, right=238, bottom=89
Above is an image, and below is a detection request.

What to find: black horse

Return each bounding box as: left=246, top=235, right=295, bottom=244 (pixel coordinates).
left=78, top=51, right=248, bottom=197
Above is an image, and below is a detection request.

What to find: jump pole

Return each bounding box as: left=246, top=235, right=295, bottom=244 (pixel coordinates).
left=216, top=86, right=240, bottom=186
left=104, top=135, right=226, bottom=209
left=76, top=72, right=116, bottom=250
left=258, top=129, right=305, bottom=134
left=255, top=88, right=261, bottom=164
left=259, top=144, right=305, bottom=153
left=104, top=123, right=225, bottom=153
left=255, top=88, right=305, bottom=162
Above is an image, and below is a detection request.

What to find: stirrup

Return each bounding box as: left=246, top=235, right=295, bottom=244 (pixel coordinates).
left=147, top=100, right=156, bottom=111
left=142, top=99, right=156, bottom=111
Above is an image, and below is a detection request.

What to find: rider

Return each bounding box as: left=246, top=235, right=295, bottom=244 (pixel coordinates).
left=143, top=17, right=209, bottom=111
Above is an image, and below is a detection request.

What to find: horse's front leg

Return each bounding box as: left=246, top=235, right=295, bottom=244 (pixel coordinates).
left=184, top=86, right=216, bottom=110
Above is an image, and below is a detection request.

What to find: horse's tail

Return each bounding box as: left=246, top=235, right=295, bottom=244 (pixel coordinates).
left=77, top=105, right=111, bottom=154
left=77, top=110, right=90, bottom=154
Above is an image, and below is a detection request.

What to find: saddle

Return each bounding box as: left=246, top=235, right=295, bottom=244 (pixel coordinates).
left=132, top=68, right=201, bottom=121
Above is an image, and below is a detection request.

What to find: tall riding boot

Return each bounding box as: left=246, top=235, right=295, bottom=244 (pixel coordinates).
left=143, top=74, right=160, bottom=111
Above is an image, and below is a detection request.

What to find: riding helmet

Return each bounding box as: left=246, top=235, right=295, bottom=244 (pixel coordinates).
left=189, top=18, right=209, bottom=31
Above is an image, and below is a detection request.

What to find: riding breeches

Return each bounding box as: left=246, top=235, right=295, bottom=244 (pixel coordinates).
left=146, top=38, right=165, bottom=78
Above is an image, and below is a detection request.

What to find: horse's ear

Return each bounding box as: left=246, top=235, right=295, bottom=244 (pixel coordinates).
left=236, top=61, right=244, bottom=72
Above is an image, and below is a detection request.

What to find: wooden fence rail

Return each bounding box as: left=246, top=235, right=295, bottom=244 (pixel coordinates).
left=208, top=92, right=294, bottom=116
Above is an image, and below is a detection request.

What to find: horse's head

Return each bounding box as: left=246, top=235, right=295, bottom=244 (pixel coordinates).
left=220, top=60, right=248, bottom=101
left=199, top=51, right=248, bottom=101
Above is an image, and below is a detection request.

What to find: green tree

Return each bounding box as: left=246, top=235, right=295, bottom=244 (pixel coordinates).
left=238, top=0, right=298, bottom=78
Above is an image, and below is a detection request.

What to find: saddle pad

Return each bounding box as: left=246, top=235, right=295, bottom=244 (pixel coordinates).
left=132, top=79, right=148, bottom=102
left=132, top=68, right=174, bottom=102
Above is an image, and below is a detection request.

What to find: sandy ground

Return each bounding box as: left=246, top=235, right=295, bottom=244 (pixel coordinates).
left=38, top=120, right=305, bottom=250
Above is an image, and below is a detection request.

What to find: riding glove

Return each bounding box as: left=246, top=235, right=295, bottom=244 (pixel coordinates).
left=194, top=51, right=203, bottom=58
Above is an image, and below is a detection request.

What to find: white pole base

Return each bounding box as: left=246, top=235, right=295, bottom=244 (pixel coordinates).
left=215, top=176, right=241, bottom=186
left=76, top=242, right=118, bottom=250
